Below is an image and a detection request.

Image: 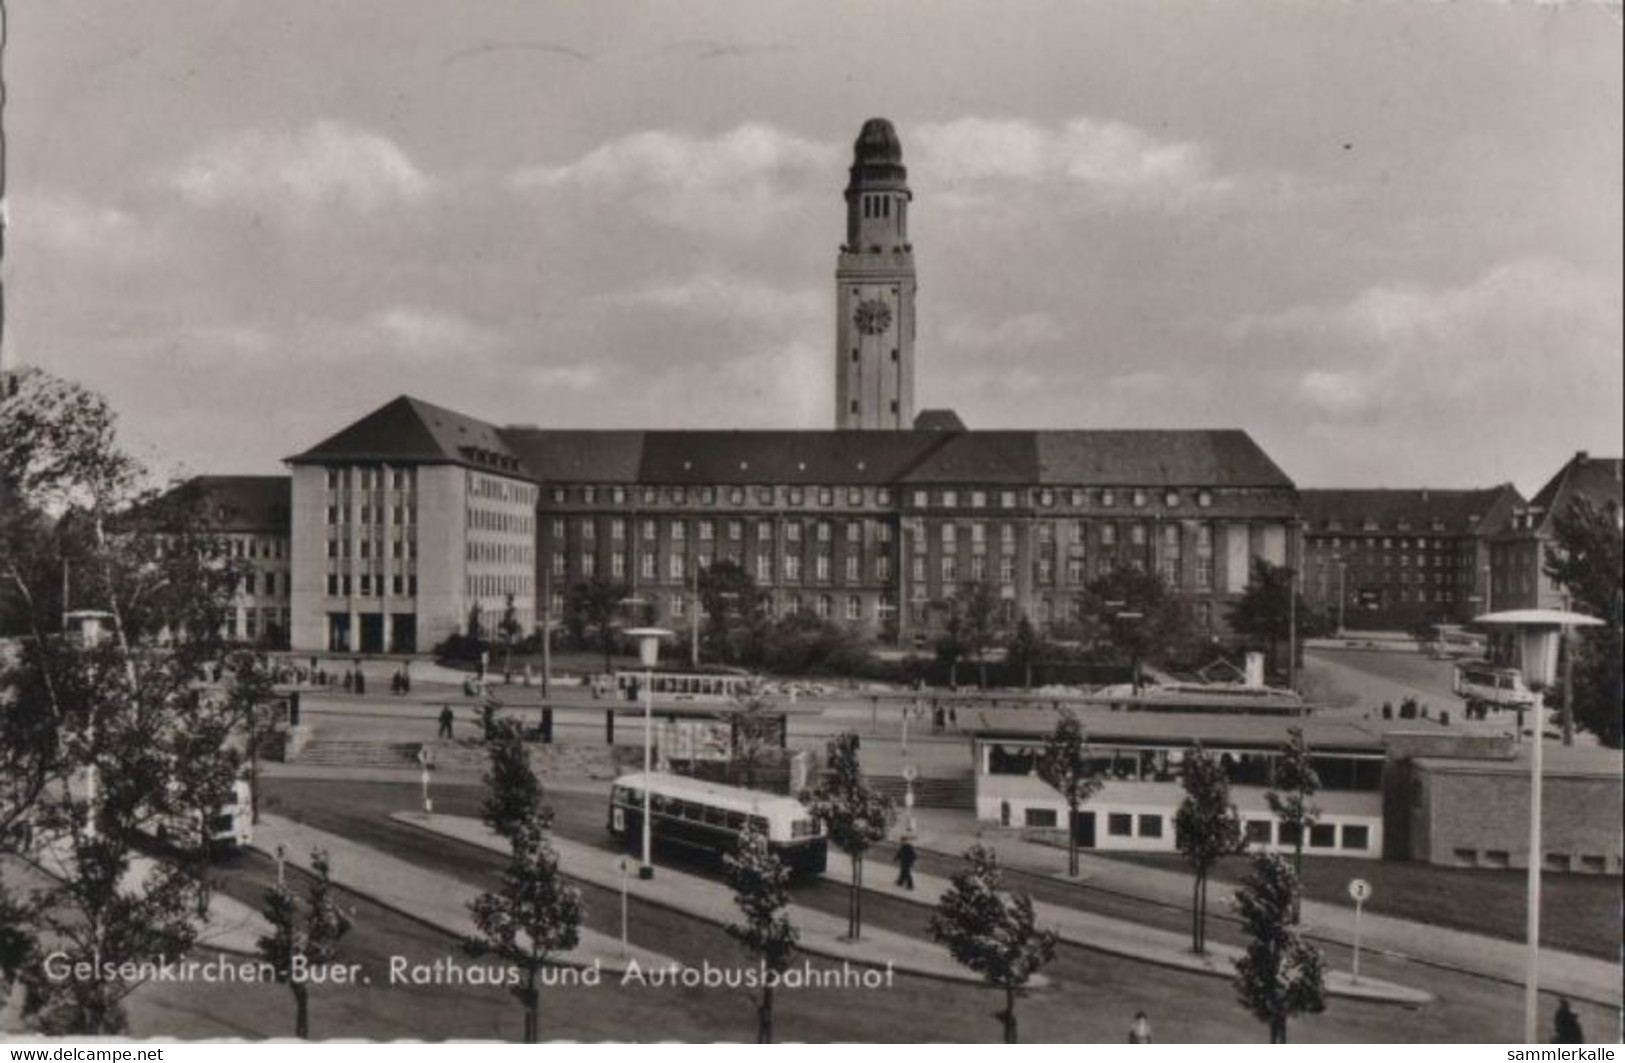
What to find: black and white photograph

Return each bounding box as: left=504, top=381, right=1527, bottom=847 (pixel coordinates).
left=0, top=0, right=1620, bottom=1046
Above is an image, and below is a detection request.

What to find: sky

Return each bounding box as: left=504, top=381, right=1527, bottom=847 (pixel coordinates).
left=3, top=0, right=1621, bottom=497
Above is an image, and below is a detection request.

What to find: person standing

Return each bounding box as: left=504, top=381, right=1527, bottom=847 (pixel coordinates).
left=894, top=837, right=917, bottom=891
left=1553, top=998, right=1584, bottom=1043
left=438, top=704, right=455, bottom=740
left=1128, top=1011, right=1153, bottom=1043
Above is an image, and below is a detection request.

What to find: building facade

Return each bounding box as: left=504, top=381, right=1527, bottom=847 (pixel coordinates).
left=1300, top=486, right=1523, bottom=631
left=1489, top=451, right=1623, bottom=612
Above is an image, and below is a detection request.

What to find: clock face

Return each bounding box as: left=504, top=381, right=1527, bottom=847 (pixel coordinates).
left=854, top=298, right=892, bottom=336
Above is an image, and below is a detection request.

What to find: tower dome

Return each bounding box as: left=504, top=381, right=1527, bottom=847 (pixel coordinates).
left=846, top=117, right=908, bottom=194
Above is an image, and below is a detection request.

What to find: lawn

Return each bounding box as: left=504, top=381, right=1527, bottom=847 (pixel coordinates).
left=1099, top=850, right=1621, bottom=960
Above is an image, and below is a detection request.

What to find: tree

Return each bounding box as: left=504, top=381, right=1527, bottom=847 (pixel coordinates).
left=257, top=848, right=352, bottom=1039
left=1006, top=615, right=1045, bottom=690
left=466, top=720, right=583, bottom=1043
left=466, top=602, right=486, bottom=643
left=1230, top=557, right=1305, bottom=682
left=949, top=581, right=1004, bottom=688
left=1264, top=726, right=1320, bottom=915
left=1232, top=851, right=1327, bottom=1043
left=802, top=732, right=892, bottom=940
left=165, top=686, right=243, bottom=917
left=1034, top=712, right=1102, bottom=878
left=929, top=845, right=1057, bottom=1043
left=698, top=558, right=769, bottom=665
left=1, top=370, right=246, bottom=1034
left=1544, top=497, right=1624, bottom=748
left=1174, top=743, right=1245, bottom=954
left=1082, top=565, right=1195, bottom=687
left=225, top=650, right=278, bottom=826
left=564, top=574, right=630, bottom=675
left=723, top=826, right=799, bottom=1043
left=498, top=593, right=522, bottom=679
left=722, top=691, right=784, bottom=792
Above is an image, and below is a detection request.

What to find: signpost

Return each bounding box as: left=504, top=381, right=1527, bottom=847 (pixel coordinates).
left=902, top=764, right=918, bottom=836
left=417, top=745, right=435, bottom=816
left=1347, top=877, right=1371, bottom=983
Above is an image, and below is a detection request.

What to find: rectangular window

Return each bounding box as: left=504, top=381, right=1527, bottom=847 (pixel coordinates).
left=1340, top=825, right=1371, bottom=851
left=1137, top=815, right=1163, bottom=839
left=1245, top=820, right=1273, bottom=846
left=1309, top=823, right=1337, bottom=849
left=1024, top=808, right=1058, bottom=829
left=1108, top=813, right=1134, bottom=837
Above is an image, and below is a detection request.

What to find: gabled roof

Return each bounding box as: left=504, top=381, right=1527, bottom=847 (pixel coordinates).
left=1521, top=452, right=1623, bottom=535
left=288, top=396, right=526, bottom=476
left=1033, top=430, right=1292, bottom=488
left=135, top=475, right=291, bottom=533
left=1300, top=485, right=1524, bottom=536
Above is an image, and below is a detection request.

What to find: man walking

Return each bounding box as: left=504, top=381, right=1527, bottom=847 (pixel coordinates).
left=438, top=704, right=455, bottom=740
left=894, top=837, right=917, bottom=891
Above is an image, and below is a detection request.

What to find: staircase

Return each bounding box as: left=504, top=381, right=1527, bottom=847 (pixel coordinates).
left=867, top=773, right=976, bottom=810
left=291, top=736, right=620, bottom=779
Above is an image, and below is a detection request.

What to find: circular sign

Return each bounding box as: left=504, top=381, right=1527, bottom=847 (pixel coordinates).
left=901, top=765, right=918, bottom=782
left=1348, top=878, right=1371, bottom=903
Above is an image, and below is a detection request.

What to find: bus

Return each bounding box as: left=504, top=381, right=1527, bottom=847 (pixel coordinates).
left=1453, top=663, right=1536, bottom=718
left=612, top=670, right=759, bottom=704
left=151, top=778, right=254, bottom=852
left=1427, top=625, right=1488, bottom=660
left=608, top=771, right=827, bottom=875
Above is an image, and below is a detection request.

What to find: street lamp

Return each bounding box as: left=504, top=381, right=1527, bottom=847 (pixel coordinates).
left=1474, top=608, right=1602, bottom=1043
left=625, top=626, right=672, bottom=880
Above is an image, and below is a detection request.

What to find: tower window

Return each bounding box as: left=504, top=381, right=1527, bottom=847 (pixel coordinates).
left=850, top=401, right=860, bottom=413
left=852, top=350, right=860, bottom=362
left=891, top=349, right=899, bottom=362
left=890, top=401, right=899, bottom=413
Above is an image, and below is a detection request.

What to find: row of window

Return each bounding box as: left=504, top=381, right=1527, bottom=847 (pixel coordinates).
left=468, top=541, right=533, bottom=565
left=549, top=484, right=897, bottom=509
left=326, top=504, right=417, bottom=526
left=466, top=574, right=531, bottom=600
left=325, top=467, right=416, bottom=491
left=913, top=520, right=1215, bottom=552
left=1312, top=536, right=1455, bottom=552
left=553, top=516, right=897, bottom=545
left=231, top=537, right=286, bottom=560
left=468, top=472, right=537, bottom=507
left=327, top=538, right=419, bottom=561
left=913, top=554, right=1218, bottom=590
left=911, top=487, right=1216, bottom=511
left=556, top=550, right=896, bottom=586
left=239, top=572, right=288, bottom=598
left=469, top=508, right=533, bottom=535
left=325, top=573, right=420, bottom=598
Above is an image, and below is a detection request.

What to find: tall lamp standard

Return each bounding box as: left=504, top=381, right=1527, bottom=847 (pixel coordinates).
left=624, top=626, right=672, bottom=880
left=1474, top=608, right=1601, bottom=1043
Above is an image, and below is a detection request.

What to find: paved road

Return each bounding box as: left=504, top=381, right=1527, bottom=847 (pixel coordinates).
left=126, top=775, right=1609, bottom=1042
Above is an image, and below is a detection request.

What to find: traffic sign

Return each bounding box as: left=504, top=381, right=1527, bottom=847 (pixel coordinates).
left=1348, top=878, right=1371, bottom=903
left=901, top=765, right=918, bottom=782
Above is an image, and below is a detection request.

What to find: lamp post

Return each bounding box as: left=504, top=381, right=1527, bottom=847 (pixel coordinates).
left=625, top=626, right=672, bottom=880
left=1474, top=608, right=1602, bottom=1043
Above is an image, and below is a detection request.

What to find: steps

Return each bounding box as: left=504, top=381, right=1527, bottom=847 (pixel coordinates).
left=290, top=735, right=620, bottom=779
left=867, top=773, right=976, bottom=810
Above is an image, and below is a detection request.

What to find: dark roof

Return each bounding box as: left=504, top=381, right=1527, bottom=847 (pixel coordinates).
left=970, top=706, right=1386, bottom=752
left=1299, top=485, right=1523, bottom=536
left=141, top=475, right=291, bottom=533
left=1520, top=452, right=1623, bottom=535
left=290, top=396, right=1298, bottom=493
left=848, top=117, right=908, bottom=194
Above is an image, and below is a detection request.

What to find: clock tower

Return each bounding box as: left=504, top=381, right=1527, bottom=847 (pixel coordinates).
left=836, top=118, right=916, bottom=430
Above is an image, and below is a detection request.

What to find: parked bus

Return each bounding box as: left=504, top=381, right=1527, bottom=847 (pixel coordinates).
left=1453, top=663, right=1537, bottom=718
left=151, top=778, right=254, bottom=852
left=1428, top=625, right=1487, bottom=660
left=612, top=670, right=758, bottom=704
left=608, top=771, right=826, bottom=874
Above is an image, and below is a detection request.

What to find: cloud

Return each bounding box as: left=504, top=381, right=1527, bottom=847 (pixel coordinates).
left=13, top=193, right=162, bottom=265
left=173, top=120, right=432, bottom=212
left=361, top=306, right=498, bottom=357
left=943, top=311, right=1066, bottom=350
left=620, top=274, right=822, bottom=326
left=912, top=116, right=1238, bottom=209
left=509, top=122, right=839, bottom=235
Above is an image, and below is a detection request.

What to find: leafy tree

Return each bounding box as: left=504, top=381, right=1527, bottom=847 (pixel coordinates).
left=165, top=686, right=243, bottom=916
left=1229, top=557, right=1306, bottom=682
left=257, top=848, right=352, bottom=1039
left=1034, top=711, right=1102, bottom=878
left=1174, top=743, right=1245, bottom=954
left=1232, top=851, right=1327, bottom=1043
left=466, top=721, right=583, bottom=1043
left=1007, top=615, right=1045, bottom=690
left=723, top=691, right=783, bottom=792
left=1264, top=726, right=1320, bottom=913
left=950, top=581, right=1004, bottom=688
left=225, top=649, right=278, bottom=826
left=698, top=558, right=770, bottom=665
left=802, top=732, right=892, bottom=940
left=1, top=369, right=245, bottom=1034
left=723, top=826, right=799, bottom=1043
left=929, top=845, right=1057, bottom=1043
left=1082, top=564, right=1195, bottom=687
left=1544, top=497, right=1624, bottom=748
left=564, top=574, right=631, bottom=675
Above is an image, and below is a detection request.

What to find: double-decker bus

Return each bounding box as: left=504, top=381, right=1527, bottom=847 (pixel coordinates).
left=608, top=772, right=826, bottom=874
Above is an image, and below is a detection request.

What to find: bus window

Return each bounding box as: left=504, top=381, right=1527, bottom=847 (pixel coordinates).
left=704, top=806, right=727, bottom=827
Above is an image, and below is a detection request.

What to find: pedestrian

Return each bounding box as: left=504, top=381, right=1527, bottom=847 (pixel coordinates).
left=342, top=669, right=354, bottom=693
left=948, top=705, right=958, bottom=731
left=438, top=704, right=455, bottom=740
left=354, top=669, right=366, bottom=696
left=894, top=837, right=917, bottom=891
left=1128, top=1011, right=1153, bottom=1043
left=1553, top=998, right=1584, bottom=1044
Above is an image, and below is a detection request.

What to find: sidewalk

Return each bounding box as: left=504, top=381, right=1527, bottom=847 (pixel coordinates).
left=394, top=813, right=989, bottom=985
left=821, top=846, right=1429, bottom=1005
left=250, top=815, right=678, bottom=975
left=902, top=807, right=1622, bottom=1007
